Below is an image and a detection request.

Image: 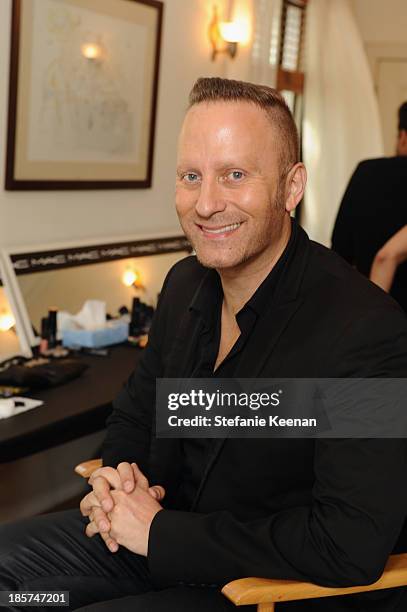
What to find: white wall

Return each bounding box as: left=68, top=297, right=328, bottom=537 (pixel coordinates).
left=351, top=0, right=407, bottom=155
left=351, top=0, right=407, bottom=44
left=0, top=0, right=253, bottom=250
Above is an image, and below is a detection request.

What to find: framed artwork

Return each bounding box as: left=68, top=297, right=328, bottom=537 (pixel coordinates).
left=5, top=0, right=163, bottom=190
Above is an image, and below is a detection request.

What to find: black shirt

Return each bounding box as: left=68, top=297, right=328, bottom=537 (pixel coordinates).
left=177, top=221, right=298, bottom=509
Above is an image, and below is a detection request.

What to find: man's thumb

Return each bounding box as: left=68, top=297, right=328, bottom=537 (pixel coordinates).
left=149, top=485, right=166, bottom=501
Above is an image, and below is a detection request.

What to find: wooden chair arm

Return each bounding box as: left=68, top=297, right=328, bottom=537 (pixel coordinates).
left=74, top=458, right=102, bottom=478
left=222, top=553, right=407, bottom=608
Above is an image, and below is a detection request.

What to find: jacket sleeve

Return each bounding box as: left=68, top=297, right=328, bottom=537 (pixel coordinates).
left=147, top=307, right=407, bottom=588
left=101, top=266, right=175, bottom=474
left=331, top=164, right=362, bottom=263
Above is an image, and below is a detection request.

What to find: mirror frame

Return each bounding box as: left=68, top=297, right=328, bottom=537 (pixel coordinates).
left=0, top=250, right=33, bottom=359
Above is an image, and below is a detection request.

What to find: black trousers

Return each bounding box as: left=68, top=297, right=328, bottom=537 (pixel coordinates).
left=0, top=509, right=243, bottom=611
left=1, top=509, right=407, bottom=611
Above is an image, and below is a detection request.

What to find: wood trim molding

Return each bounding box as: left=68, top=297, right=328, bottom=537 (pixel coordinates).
left=277, top=68, right=305, bottom=94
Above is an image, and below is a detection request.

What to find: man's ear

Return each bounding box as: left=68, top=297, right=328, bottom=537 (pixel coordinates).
left=285, top=163, right=307, bottom=213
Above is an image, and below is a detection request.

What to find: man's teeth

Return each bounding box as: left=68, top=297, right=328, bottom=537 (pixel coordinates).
left=203, top=222, right=241, bottom=234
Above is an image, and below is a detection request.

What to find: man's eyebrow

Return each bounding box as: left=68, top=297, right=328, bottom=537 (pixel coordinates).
left=214, top=160, right=261, bottom=174
left=176, top=160, right=262, bottom=174
left=176, top=166, right=200, bottom=175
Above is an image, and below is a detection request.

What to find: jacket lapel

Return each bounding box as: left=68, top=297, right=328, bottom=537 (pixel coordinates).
left=190, top=225, right=311, bottom=510
left=150, top=270, right=214, bottom=495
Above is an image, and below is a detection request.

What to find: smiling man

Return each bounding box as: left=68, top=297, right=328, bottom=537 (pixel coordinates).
left=1, top=78, right=407, bottom=612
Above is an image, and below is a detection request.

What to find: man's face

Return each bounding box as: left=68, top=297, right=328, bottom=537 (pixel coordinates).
left=175, top=101, right=289, bottom=271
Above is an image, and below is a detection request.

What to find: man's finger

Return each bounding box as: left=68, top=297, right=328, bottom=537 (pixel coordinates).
left=103, top=535, right=119, bottom=553
left=91, top=476, right=116, bottom=513
left=88, top=467, right=122, bottom=513
left=98, top=525, right=119, bottom=553
left=131, top=462, right=149, bottom=490
left=80, top=491, right=100, bottom=517
left=86, top=511, right=119, bottom=552
left=85, top=519, right=100, bottom=538
left=88, top=466, right=121, bottom=489
left=117, top=462, right=136, bottom=493
left=149, top=485, right=166, bottom=501
left=92, top=506, right=110, bottom=533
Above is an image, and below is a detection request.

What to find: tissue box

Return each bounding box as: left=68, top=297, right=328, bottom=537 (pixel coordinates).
left=62, top=321, right=128, bottom=348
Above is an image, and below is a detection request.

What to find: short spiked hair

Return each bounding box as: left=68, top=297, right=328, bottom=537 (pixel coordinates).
left=188, top=77, right=299, bottom=174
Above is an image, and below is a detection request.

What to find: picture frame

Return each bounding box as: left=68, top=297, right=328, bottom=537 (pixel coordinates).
left=5, top=0, right=163, bottom=190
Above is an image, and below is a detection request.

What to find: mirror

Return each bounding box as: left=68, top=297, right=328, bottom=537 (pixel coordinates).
left=3, top=236, right=190, bottom=347
left=0, top=254, right=32, bottom=361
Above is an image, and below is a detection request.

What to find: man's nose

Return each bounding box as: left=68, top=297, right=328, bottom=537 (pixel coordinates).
left=195, top=178, right=227, bottom=219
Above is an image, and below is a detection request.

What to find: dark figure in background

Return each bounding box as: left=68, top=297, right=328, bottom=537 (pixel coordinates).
left=332, top=101, right=407, bottom=310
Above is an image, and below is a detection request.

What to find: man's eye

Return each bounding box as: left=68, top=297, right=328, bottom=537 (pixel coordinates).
left=228, top=170, right=244, bottom=181
left=183, top=173, right=199, bottom=183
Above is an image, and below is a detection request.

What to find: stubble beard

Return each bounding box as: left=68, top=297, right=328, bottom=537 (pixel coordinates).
left=181, top=186, right=286, bottom=271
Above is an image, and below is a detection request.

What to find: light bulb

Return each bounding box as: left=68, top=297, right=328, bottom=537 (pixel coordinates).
left=122, top=269, right=138, bottom=287
left=81, top=43, right=102, bottom=60
left=0, top=311, right=15, bottom=332
left=219, top=21, right=247, bottom=43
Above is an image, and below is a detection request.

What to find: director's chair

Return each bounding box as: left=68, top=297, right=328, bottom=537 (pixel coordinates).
left=75, top=459, right=407, bottom=611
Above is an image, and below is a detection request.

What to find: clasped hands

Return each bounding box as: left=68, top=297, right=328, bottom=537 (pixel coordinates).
left=80, top=462, right=164, bottom=557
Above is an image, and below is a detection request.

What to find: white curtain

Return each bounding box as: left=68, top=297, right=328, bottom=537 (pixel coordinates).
left=301, top=0, right=384, bottom=246
left=250, top=0, right=282, bottom=87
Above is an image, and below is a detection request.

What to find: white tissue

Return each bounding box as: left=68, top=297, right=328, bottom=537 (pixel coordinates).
left=57, top=300, right=106, bottom=332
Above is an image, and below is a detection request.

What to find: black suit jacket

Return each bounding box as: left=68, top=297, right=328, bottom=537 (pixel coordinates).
left=103, top=225, right=407, bottom=610
left=332, top=156, right=407, bottom=310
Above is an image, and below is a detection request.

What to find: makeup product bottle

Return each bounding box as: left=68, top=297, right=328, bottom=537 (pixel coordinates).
left=39, top=317, right=49, bottom=355
left=48, top=308, right=58, bottom=349
left=129, top=298, right=141, bottom=339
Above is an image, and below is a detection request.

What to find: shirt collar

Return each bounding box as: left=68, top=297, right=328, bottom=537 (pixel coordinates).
left=243, top=219, right=297, bottom=317
left=190, top=219, right=298, bottom=325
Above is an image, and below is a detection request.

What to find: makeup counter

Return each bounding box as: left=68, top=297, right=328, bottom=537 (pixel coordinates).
left=0, top=344, right=142, bottom=523
left=0, top=236, right=192, bottom=523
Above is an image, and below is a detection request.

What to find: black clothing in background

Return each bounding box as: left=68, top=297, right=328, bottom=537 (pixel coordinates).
left=332, top=156, right=407, bottom=310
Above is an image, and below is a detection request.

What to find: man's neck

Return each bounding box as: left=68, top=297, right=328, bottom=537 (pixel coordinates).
left=218, top=218, right=292, bottom=316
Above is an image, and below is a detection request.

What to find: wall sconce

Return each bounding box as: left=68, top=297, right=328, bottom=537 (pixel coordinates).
left=0, top=309, right=15, bottom=333
left=122, top=268, right=144, bottom=291
left=208, top=5, right=246, bottom=61
left=81, top=42, right=103, bottom=62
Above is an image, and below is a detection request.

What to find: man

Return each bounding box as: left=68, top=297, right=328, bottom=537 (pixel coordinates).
left=1, top=78, right=407, bottom=612
left=332, top=101, right=407, bottom=310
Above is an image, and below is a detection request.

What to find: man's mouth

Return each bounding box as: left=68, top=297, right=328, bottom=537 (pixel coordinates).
left=198, top=222, right=242, bottom=235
